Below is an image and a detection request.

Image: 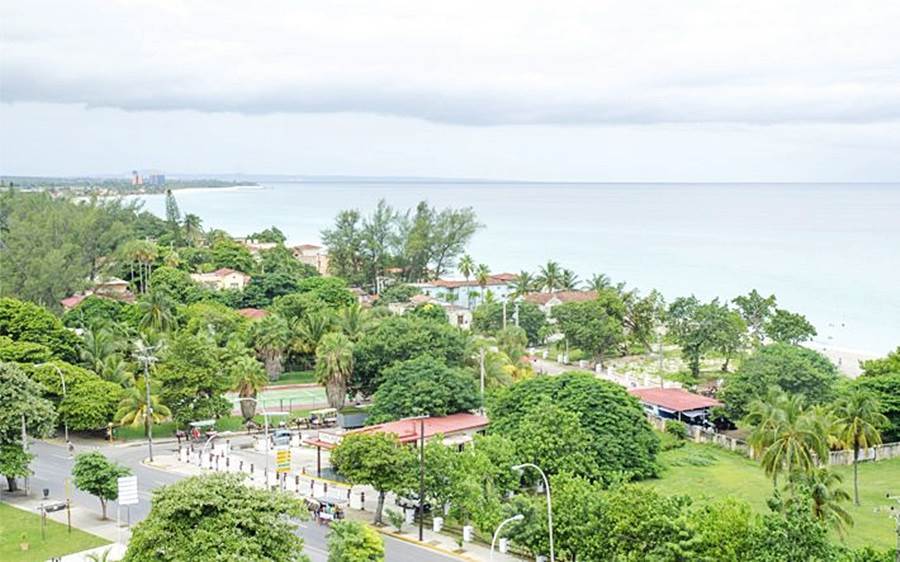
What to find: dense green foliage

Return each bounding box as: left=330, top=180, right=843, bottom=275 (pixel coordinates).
left=124, top=473, right=308, bottom=562
left=327, top=520, right=384, bottom=562
left=489, top=372, right=659, bottom=481
left=0, top=362, right=56, bottom=491
left=352, top=316, right=468, bottom=395
left=0, top=297, right=80, bottom=361
left=472, top=301, right=546, bottom=345
left=551, top=292, right=627, bottom=363
left=667, top=296, right=747, bottom=376
left=368, top=355, right=480, bottom=423
left=721, top=343, right=839, bottom=418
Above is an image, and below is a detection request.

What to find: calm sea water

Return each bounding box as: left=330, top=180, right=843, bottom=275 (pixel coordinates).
left=133, top=182, right=900, bottom=355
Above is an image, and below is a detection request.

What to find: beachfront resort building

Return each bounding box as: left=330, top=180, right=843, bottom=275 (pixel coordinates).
left=190, top=268, right=252, bottom=291
left=388, top=294, right=473, bottom=329
left=411, top=273, right=517, bottom=309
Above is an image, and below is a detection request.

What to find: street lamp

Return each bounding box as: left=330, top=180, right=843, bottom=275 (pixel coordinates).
left=491, top=513, right=524, bottom=561
left=512, top=463, right=555, bottom=562
left=36, top=363, right=68, bottom=443
left=406, top=414, right=429, bottom=541
left=133, top=340, right=160, bottom=463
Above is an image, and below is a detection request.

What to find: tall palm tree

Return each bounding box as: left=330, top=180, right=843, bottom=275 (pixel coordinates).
left=560, top=269, right=580, bottom=291
left=101, top=355, right=132, bottom=386
left=511, top=270, right=535, bottom=298
left=457, top=254, right=474, bottom=282
left=292, top=311, right=335, bottom=357
left=250, top=314, right=292, bottom=380
left=229, top=355, right=269, bottom=421
left=746, top=390, right=828, bottom=486
left=833, top=391, right=888, bottom=505
left=588, top=273, right=613, bottom=293
left=537, top=261, right=562, bottom=293
left=315, top=332, right=354, bottom=410
left=338, top=303, right=369, bottom=342
left=475, top=264, right=491, bottom=305
left=115, top=378, right=171, bottom=437
left=138, top=291, right=176, bottom=334
left=79, top=327, right=119, bottom=375
left=182, top=213, right=204, bottom=247
left=790, top=467, right=854, bottom=535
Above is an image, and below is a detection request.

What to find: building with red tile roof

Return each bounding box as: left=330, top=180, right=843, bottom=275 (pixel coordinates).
left=305, top=412, right=489, bottom=450
left=628, top=387, right=721, bottom=423
left=237, top=308, right=269, bottom=320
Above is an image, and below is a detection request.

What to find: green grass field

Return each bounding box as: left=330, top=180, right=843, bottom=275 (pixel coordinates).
left=640, top=441, right=899, bottom=550
left=271, top=370, right=317, bottom=385
left=0, top=502, right=109, bottom=562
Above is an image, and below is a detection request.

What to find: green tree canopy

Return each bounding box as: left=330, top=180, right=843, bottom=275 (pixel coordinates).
left=733, top=289, right=777, bottom=344
left=72, top=451, right=131, bottom=520
left=368, top=355, right=480, bottom=423
left=0, top=335, right=53, bottom=363
left=765, top=308, right=817, bottom=345
left=721, top=343, right=839, bottom=418
left=210, top=238, right=255, bottom=273
left=352, top=316, right=467, bottom=395
left=330, top=432, right=415, bottom=524
left=472, top=301, right=546, bottom=346
left=124, top=473, right=308, bottom=562
left=62, top=296, right=127, bottom=329
left=488, top=372, right=658, bottom=481
left=327, top=520, right=384, bottom=562
left=149, top=266, right=199, bottom=304
left=551, top=291, right=627, bottom=364
left=0, top=297, right=80, bottom=361
left=155, top=333, right=232, bottom=425
left=0, top=362, right=56, bottom=491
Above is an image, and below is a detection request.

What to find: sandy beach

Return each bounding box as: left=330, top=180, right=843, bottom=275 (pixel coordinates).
left=804, top=340, right=878, bottom=378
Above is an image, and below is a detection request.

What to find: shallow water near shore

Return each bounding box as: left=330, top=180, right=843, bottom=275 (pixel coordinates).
left=131, top=181, right=900, bottom=355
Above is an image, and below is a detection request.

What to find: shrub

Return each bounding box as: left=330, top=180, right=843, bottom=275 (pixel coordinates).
left=665, top=420, right=688, bottom=440
left=385, top=509, right=405, bottom=532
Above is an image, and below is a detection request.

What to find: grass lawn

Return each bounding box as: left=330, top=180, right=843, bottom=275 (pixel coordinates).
left=640, top=441, right=899, bottom=550
left=0, top=502, right=108, bottom=562
left=271, top=370, right=317, bottom=385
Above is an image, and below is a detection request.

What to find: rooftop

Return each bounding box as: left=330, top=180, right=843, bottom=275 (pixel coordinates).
left=237, top=308, right=269, bottom=320
left=628, top=387, right=721, bottom=412
left=353, top=412, right=489, bottom=443
left=524, top=290, right=598, bottom=305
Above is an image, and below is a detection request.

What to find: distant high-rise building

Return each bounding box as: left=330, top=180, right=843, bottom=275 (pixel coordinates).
left=146, top=174, right=166, bottom=186
left=131, top=170, right=143, bottom=185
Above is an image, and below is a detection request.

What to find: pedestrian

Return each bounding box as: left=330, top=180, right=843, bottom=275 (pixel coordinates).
left=67, top=440, right=74, bottom=458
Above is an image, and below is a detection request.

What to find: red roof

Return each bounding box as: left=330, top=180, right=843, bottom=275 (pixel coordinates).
left=237, top=308, right=269, bottom=320
left=60, top=293, right=88, bottom=310
left=431, top=274, right=517, bottom=289
left=629, top=388, right=721, bottom=412
left=524, top=290, right=597, bottom=306
left=355, top=413, right=489, bottom=444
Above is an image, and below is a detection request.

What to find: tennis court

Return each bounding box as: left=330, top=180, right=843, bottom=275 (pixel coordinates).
left=228, top=386, right=328, bottom=413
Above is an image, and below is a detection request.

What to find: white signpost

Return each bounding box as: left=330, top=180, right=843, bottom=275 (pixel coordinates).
left=117, top=475, right=138, bottom=541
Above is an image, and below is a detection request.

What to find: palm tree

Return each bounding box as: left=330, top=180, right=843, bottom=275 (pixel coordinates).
left=250, top=314, right=292, bottom=380
left=183, top=213, right=204, bottom=246
left=537, top=261, right=562, bottom=293
left=138, top=291, right=176, bottom=333
left=833, top=391, right=888, bottom=505
left=79, top=327, right=119, bottom=375
left=588, top=273, right=613, bottom=293
left=790, top=467, right=854, bottom=535
left=457, top=255, right=474, bottom=282
left=338, top=303, right=369, bottom=342
left=115, top=378, right=171, bottom=437
left=229, top=355, right=268, bottom=421
left=292, top=311, right=335, bottom=357
left=510, top=270, right=535, bottom=298
left=560, top=269, right=580, bottom=291
left=746, top=390, right=828, bottom=486
left=315, top=332, right=354, bottom=410
left=100, top=355, right=132, bottom=386
left=475, top=264, right=491, bottom=304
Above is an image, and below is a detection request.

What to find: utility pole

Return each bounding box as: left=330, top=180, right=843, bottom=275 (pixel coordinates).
left=418, top=416, right=425, bottom=542
left=21, top=414, right=29, bottom=494
left=502, top=300, right=507, bottom=330
left=134, top=340, right=159, bottom=463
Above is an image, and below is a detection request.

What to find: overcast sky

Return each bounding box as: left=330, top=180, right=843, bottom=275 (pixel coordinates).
left=2, top=1, right=899, bottom=181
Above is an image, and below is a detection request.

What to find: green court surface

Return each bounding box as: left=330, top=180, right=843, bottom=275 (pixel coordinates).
left=228, top=386, right=327, bottom=413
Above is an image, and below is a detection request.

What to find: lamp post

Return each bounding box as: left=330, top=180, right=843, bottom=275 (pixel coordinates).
left=36, top=363, right=68, bottom=443
left=512, top=463, right=555, bottom=562
left=134, top=340, right=160, bottom=463
left=406, top=414, right=429, bottom=541
left=491, top=513, right=523, bottom=560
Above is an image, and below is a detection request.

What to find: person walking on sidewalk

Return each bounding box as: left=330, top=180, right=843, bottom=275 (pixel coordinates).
left=67, top=440, right=74, bottom=458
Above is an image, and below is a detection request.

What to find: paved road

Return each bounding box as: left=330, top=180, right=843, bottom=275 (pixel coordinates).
left=25, top=440, right=459, bottom=562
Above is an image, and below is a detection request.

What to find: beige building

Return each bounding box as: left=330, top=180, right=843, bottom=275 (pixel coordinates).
left=292, top=244, right=329, bottom=275
left=191, top=268, right=252, bottom=291
left=524, top=290, right=598, bottom=315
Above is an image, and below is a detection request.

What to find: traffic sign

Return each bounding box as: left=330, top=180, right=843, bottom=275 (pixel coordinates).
left=275, top=447, right=291, bottom=474
left=117, top=475, right=138, bottom=506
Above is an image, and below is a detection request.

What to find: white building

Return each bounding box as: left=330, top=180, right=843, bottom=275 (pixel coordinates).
left=191, top=268, right=252, bottom=291
left=411, top=273, right=517, bottom=310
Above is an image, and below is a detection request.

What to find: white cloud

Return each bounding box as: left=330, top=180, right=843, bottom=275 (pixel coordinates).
left=3, top=0, right=900, bottom=126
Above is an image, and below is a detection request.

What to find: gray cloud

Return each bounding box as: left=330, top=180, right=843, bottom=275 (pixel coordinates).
left=2, top=0, right=900, bottom=126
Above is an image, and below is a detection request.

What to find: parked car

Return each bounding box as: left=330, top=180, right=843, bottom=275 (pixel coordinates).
left=396, top=492, right=432, bottom=513
left=271, top=428, right=292, bottom=447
